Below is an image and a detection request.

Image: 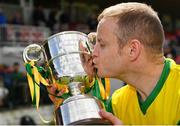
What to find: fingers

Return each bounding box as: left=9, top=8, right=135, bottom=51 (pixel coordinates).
left=79, top=40, right=91, bottom=63
left=99, top=109, right=123, bottom=125
left=79, top=40, right=95, bottom=76
left=84, top=53, right=92, bottom=64
left=80, top=53, right=91, bottom=64
left=79, top=40, right=88, bottom=53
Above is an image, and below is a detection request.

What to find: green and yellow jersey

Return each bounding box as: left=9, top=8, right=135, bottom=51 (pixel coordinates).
left=111, top=58, right=180, bottom=124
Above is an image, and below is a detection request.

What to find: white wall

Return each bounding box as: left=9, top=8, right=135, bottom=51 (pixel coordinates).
left=0, top=47, right=26, bottom=72
left=110, top=78, right=124, bottom=95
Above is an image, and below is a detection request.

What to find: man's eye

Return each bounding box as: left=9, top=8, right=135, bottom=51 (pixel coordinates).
left=100, top=44, right=105, bottom=48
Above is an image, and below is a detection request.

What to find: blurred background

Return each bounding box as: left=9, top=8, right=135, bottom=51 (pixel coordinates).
left=0, top=0, right=179, bottom=125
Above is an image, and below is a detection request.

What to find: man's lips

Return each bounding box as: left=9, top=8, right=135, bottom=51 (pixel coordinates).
left=92, top=59, right=98, bottom=71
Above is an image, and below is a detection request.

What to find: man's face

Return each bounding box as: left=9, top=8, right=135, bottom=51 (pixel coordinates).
left=92, top=17, right=128, bottom=78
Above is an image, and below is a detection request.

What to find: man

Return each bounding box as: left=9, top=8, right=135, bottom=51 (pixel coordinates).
left=49, top=2, right=180, bottom=124
left=90, top=2, right=180, bottom=125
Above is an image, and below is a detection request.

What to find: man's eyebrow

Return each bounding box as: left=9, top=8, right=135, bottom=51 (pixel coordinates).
left=98, top=38, right=108, bottom=44
left=97, top=38, right=102, bottom=42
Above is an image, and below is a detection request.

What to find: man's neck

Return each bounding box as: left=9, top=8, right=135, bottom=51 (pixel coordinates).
left=124, top=57, right=165, bottom=101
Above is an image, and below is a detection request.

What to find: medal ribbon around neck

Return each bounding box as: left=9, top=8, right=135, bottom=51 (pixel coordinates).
left=94, top=76, right=110, bottom=100
left=85, top=76, right=111, bottom=101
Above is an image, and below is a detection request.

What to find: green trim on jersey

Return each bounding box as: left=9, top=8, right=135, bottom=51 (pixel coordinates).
left=104, top=96, right=113, bottom=113
left=137, top=59, right=171, bottom=114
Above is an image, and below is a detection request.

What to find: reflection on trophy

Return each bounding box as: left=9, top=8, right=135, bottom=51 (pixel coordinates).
left=23, top=31, right=111, bottom=125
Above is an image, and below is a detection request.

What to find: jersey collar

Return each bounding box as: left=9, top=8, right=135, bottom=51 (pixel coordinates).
left=137, top=59, right=171, bottom=114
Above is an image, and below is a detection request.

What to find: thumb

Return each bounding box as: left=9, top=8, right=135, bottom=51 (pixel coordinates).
left=99, top=109, right=123, bottom=125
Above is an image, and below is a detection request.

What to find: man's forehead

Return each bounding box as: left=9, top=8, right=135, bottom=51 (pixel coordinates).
left=97, top=17, right=117, bottom=38
left=98, top=17, right=118, bottom=34
left=99, top=17, right=116, bottom=26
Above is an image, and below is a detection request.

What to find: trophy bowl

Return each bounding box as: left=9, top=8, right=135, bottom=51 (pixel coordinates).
left=23, top=31, right=110, bottom=125
left=43, top=31, right=89, bottom=78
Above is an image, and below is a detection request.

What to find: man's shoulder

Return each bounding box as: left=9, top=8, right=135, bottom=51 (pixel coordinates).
left=164, top=58, right=180, bottom=79
left=171, top=61, right=180, bottom=72
left=112, top=85, right=135, bottom=99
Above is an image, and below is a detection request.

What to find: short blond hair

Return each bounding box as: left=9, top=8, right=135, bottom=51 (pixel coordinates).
left=98, top=2, right=164, bottom=54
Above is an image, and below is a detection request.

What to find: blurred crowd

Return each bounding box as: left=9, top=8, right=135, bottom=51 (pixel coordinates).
left=32, top=5, right=98, bottom=34
left=0, top=4, right=180, bottom=58
left=0, top=62, right=51, bottom=110
left=0, top=4, right=98, bottom=34
left=164, top=31, right=180, bottom=64
left=0, top=62, right=26, bottom=109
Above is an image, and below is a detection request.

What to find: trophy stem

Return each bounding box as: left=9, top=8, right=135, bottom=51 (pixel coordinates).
left=54, top=109, right=63, bottom=125
left=68, top=82, right=82, bottom=96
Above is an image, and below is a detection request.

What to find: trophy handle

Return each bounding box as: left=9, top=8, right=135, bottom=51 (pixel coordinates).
left=23, top=44, right=45, bottom=63
left=23, top=44, right=62, bottom=124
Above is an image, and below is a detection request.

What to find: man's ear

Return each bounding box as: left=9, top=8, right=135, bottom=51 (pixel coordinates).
left=128, top=39, right=141, bottom=61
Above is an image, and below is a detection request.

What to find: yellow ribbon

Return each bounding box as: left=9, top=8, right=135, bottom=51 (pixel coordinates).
left=97, top=77, right=110, bottom=100
left=27, top=73, right=34, bottom=101
left=104, top=78, right=110, bottom=99
left=26, top=61, right=49, bottom=109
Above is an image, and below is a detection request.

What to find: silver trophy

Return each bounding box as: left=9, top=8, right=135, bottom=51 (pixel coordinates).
left=23, top=31, right=110, bottom=125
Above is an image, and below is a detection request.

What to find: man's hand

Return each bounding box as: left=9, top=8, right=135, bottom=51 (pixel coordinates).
left=79, top=40, right=95, bottom=78
left=99, top=109, right=123, bottom=125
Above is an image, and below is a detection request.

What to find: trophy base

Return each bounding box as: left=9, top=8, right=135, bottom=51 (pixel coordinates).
left=69, top=118, right=112, bottom=125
